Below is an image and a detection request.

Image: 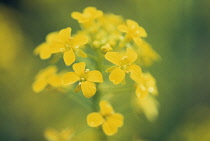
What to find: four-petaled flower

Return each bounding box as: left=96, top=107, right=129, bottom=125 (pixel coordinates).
left=118, top=19, right=147, bottom=46
left=62, top=62, right=103, bottom=98
left=87, top=101, right=124, bottom=136
left=71, top=7, right=103, bottom=24
left=32, top=66, right=63, bottom=93
left=45, top=128, right=72, bottom=141
left=105, top=48, right=142, bottom=84
left=135, top=73, right=158, bottom=99
left=50, top=27, right=88, bottom=66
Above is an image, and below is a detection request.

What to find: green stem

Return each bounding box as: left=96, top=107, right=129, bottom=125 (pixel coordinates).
left=91, top=49, right=108, bottom=141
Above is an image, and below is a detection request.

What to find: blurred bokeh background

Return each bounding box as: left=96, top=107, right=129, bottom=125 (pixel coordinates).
left=0, top=0, right=209, bottom=141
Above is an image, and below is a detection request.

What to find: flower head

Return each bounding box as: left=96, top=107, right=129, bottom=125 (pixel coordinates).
left=118, top=19, right=147, bottom=45
left=62, top=62, right=103, bottom=98
left=135, top=73, right=158, bottom=99
left=105, top=48, right=142, bottom=84
left=87, top=101, right=124, bottom=136
left=50, top=27, right=88, bottom=66
left=71, top=7, right=103, bottom=24
left=32, top=66, right=63, bottom=93
left=45, top=128, right=72, bottom=141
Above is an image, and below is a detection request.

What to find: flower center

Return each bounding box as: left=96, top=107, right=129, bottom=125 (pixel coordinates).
left=80, top=77, right=85, bottom=81
left=65, top=44, right=71, bottom=51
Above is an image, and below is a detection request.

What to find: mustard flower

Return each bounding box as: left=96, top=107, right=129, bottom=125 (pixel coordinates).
left=45, top=128, right=72, bottom=141
left=135, top=73, right=158, bottom=99
left=71, top=7, right=103, bottom=24
left=32, top=66, right=62, bottom=93
left=118, top=19, right=147, bottom=45
left=62, top=62, right=103, bottom=98
left=105, top=48, right=142, bottom=84
left=34, top=32, right=57, bottom=60
left=50, top=27, right=88, bottom=66
left=87, top=101, right=124, bottom=136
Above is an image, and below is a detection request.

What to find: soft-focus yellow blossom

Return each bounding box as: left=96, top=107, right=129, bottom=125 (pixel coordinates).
left=71, top=7, right=103, bottom=24
left=34, top=32, right=58, bottom=60
left=50, top=27, right=88, bottom=66
left=62, top=62, right=103, bottom=98
left=137, top=40, right=160, bottom=67
left=105, top=48, right=142, bottom=84
left=45, top=128, right=72, bottom=141
left=87, top=101, right=124, bottom=136
left=32, top=66, right=63, bottom=93
left=101, top=44, right=113, bottom=53
left=137, top=95, right=159, bottom=122
left=135, top=73, right=158, bottom=99
left=118, top=19, right=147, bottom=46
left=99, top=14, right=124, bottom=33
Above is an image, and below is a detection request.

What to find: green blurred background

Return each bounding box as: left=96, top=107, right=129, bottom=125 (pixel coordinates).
left=0, top=0, right=210, bottom=141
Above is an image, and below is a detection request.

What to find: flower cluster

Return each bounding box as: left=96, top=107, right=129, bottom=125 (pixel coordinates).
left=33, top=6, right=159, bottom=139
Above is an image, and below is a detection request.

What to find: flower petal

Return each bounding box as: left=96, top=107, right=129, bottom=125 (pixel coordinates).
left=138, top=26, right=147, bottom=37
left=50, top=43, right=64, bottom=53
left=118, top=25, right=128, bottom=33
left=106, top=66, right=118, bottom=73
left=127, top=19, right=139, bottom=28
left=100, top=101, right=114, bottom=116
left=81, top=81, right=96, bottom=98
left=46, top=32, right=58, bottom=43
left=126, top=48, right=137, bottom=64
left=72, top=35, right=88, bottom=47
left=87, top=112, right=104, bottom=127
left=59, top=27, right=71, bottom=42
left=133, top=36, right=142, bottom=46
left=102, top=121, right=118, bottom=136
left=63, top=49, right=75, bottom=66
left=128, top=65, right=142, bottom=83
left=109, top=67, right=125, bottom=84
left=87, top=70, right=103, bottom=82
left=137, top=95, right=159, bottom=122
left=71, top=12, right=83, bottom=20
left=77, top=49, right=87, bottom=58
left=73, top=62, right=85, bottom=76
left=40, top=44, right=52, bottom=60
left=62, top=72, right=80, bottom=85
left=105, top=52, right=121, bottom=66
left=107, top=113, right=124, bottom=128
left=32, top=79, right=47, bottom=93
left=48, top=74, right=62, bottom=87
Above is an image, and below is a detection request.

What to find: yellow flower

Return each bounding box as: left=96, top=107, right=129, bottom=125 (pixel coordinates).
left=71, top=7, right=103, bottom=24
left=44, top=128, right=72, bottom=141
left=32, top=66, right=63, bottom=93
left=34, top=32, right=58, bottom=60
left=50, top=27, right=88, bottom=66
left=118, top=19, right=147, bottom=46
left=137, top=40, right=160, bottom=67
left=87, top=101, right=124, bottom=136
left=101, top=43, right=113, bottom=53
left=62, top=62, right=103, bottom=98
left=105, top=48, right=142, bottom=84
left=135, top=73, right=158, bottom=99
left=136, top=95, right=158, bottom=122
